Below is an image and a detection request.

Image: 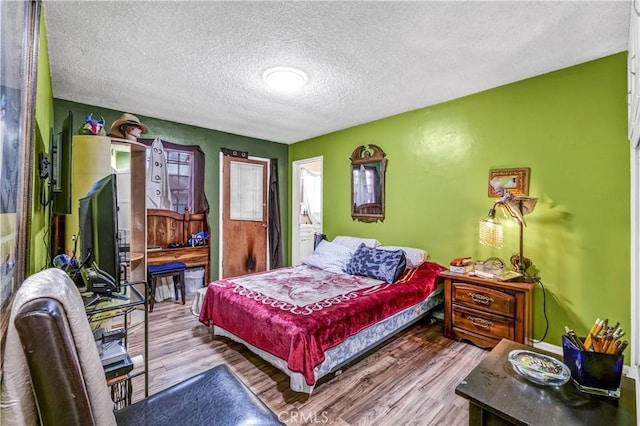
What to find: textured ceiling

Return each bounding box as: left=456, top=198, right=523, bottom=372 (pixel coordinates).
left=44, top=1, right=630, bottom=144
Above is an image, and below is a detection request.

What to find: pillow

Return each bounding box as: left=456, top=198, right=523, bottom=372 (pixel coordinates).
left=302, top=240, right=354, bottom=274
left=332, top=236, right=381, bottom=252
left=343, top=243, right=406, bottom=284
left=378, top=246, right=428, bottom=269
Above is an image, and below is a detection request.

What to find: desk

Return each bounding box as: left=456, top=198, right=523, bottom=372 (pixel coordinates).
left=455, top=339, right=636, bottom=425
left=147, top=246, right=210, bottom=284
left=146, top=209, right=210, bottom=285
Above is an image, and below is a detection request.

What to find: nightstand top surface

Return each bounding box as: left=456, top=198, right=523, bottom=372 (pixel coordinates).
left=440, top=270, right=537, bottom=291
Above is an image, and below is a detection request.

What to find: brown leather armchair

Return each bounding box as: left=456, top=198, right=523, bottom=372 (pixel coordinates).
left=1, top=268, right=282, bottom=425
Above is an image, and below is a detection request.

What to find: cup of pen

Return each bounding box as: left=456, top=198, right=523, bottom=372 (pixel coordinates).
left=562, top=324, right=624, bottom=399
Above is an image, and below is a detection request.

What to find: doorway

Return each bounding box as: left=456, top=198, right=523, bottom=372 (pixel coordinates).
left=219, top=154, right=269, bottom=278
left=291, top=157, right=323, bottom=265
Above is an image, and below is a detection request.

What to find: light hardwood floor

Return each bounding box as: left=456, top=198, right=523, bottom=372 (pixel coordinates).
left=127, top=294, right=487, bottom=425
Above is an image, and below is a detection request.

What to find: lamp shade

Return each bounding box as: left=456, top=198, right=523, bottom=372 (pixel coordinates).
left=503, top=196, right=538, bottom=226
left=479, top=206, right=503, bottom=248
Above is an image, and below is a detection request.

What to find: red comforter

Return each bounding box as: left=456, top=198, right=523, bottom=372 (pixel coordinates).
left=199, top=261, right=445, bottom=385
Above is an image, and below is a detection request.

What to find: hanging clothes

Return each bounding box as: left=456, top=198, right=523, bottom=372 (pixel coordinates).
left=146, top=138, right=173, bottom=210
left=138, top=138, right=209, bottom=214
left=269, top=159, right=284, bottom=269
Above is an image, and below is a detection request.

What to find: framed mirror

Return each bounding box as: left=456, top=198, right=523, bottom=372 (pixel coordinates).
left=350, top=144, right=386, bottom=223
left=1, top=0, right=41, bottom=344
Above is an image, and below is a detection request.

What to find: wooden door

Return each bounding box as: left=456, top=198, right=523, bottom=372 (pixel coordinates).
left=222, top=156, right=268, bottom=278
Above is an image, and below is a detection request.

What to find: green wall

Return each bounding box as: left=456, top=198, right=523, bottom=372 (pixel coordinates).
left=30, top=10, right=55, bottom=275
left=289, top=53, right=630, bottom=351
left=38, top=8, right=629, bottom=352
left=52, top=99, right=289, bottom=281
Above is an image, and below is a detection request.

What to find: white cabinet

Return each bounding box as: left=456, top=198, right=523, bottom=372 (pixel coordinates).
left=65, top=135, right=112, bottom=254
left=67, top=136, right=147, bottom=283
left=299, top=224, right=321, bottom=262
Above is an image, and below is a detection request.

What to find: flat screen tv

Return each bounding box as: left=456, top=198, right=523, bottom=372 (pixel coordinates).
left=51, top=110, right=73, bottom=214
left=79, top=173, right=120, bottom=291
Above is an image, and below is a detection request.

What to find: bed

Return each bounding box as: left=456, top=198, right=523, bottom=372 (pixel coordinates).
left=198, top=239, right=445, bottom=393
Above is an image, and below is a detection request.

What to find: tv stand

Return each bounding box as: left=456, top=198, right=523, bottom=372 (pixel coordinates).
left=83, top=280, right=148, bottom=407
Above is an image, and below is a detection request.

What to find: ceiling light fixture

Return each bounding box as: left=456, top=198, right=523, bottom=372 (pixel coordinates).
left=263, top=67, right=308, bottom=92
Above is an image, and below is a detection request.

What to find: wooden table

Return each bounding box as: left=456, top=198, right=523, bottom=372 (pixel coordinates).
left=455, top=339, right=636, bottom=425
left=147, top=246, right=210, bottom=284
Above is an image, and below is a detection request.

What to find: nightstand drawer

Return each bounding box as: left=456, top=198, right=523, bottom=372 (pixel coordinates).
left=452, top=305, right=514, bottom=341
left=452, top=282, right=515, bottom=317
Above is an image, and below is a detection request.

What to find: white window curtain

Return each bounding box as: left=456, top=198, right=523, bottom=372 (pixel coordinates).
left=230, top=161, right=263, bottom=221
left=301, top=169, right=321, bottom=224
left=353, top=165, right=380, bottom=207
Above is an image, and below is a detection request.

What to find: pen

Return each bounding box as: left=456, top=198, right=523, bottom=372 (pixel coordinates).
left=565, top=326, right=585, bottom=350
left=617, top=340, right=629, bottom=355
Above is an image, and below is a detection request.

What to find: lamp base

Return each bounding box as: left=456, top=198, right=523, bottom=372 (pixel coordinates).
left=510, top=254, right=532, bottom=273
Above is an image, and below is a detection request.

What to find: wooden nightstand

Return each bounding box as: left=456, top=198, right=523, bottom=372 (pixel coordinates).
left=440, top=271, right=536, bottom=349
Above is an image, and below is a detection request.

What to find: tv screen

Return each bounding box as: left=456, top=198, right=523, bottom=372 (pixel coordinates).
left=79, top=173, right=120, bottom=289
left=51, top=110, right=73, bottom=214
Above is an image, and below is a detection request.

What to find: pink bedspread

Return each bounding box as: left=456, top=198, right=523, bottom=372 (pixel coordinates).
left=199, top=261, right=445, bottom=385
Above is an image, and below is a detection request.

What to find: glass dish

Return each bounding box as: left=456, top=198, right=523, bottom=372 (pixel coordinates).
left=508, top=349, right=571, bottom=386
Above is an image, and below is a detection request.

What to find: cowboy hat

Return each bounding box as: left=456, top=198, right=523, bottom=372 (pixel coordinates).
left=109, top=113, right=148, bottom=137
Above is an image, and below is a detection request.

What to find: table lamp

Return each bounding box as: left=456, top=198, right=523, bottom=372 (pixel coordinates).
left=479, top=204, right=503, bottom=248
left=479, top=180, right=538, bottom=281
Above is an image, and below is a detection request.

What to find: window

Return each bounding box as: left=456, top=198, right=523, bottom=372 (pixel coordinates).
left=230, top=161, right=263, bottom=221
left=166, top=150, right=193, bottom=214
left=146, top=147, right=194, bottom=213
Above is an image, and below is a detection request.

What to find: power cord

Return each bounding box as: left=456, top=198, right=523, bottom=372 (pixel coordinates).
left=39, top=177, right=51, bottom=208
left=41, top=185, right=54, bottom=270
left=532, top=279, right=549, bottom=343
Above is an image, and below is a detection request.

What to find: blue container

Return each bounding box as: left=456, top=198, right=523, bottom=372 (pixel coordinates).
left=562, top=335, right=623, bottom=398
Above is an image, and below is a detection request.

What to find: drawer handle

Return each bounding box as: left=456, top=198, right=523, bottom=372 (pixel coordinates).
left=468, top=292, right=494, bottom=305
left=467, top=316, right=494, bottom=329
